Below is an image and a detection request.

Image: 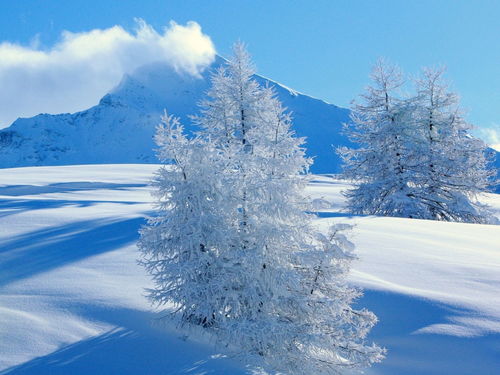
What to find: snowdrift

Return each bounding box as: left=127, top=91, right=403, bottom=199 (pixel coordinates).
left=1, top=165, right=499, bottom=374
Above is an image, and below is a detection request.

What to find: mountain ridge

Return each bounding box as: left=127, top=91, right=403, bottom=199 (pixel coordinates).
left=0, top=57, right=497, bottom=178
left=0, top=58, right=351, bottom=174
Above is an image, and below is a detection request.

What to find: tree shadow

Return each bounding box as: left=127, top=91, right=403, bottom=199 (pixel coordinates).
left=0, top=217, right=145, bottom=286
left=1, top=287, right=498, bottom=375
left=315, top=211, right=354, bottom=218
left=357, top=290, right=500, bottom=375
left=0, top=181, right=149, bottom=219
left=0, top=307, right=247, bottom=375
left=0, top=198, right=141, bottom=219
left=0, top=182, right=147, bottom=197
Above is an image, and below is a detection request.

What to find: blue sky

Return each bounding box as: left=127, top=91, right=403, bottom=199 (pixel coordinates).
left=1, top=0, right=498, bottom=146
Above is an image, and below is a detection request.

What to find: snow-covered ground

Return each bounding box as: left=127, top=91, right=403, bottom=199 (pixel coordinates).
left=1, top=165, right=499, bottom=374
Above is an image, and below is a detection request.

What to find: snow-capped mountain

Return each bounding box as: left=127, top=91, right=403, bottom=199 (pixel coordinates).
left=1, top=57, right=498, bottom=178
left=0, top=57, right=350, bottom=174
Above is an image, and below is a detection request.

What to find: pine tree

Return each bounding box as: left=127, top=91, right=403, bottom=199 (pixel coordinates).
left=340, top=62, right=494, bottom=223
left=139, top=42, right=384, bottom=374
left=138, top=111, right=231, bottom=327
left=339, top=60, right=420, bottom=217
left=410, top=67, right=494, bottom=223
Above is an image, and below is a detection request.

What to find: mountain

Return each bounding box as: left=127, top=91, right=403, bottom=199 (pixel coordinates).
left=1, top=57, right=498, bottom=180
left=0, top=57, right=351, bottom=174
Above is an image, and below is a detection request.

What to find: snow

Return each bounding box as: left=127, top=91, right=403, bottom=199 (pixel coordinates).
left=1, top=165, right=499, bottom=374
left=0, top=56, right=497, bottom=183
left=0, top=58, right=351, bottom=174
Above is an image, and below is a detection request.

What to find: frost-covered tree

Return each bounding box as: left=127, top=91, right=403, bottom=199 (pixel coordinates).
left=340, top=60, right=494, bottom=222
left=139, top=42, right=384, bottom=375
left=410, top=67, right=494, bottom=223
left=138, top=111, right=231, bottom=328
left=339, top=60, right=421, bottom=217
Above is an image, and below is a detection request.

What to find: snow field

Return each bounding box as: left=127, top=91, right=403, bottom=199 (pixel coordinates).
left=0, top=165, right=499, bottom=374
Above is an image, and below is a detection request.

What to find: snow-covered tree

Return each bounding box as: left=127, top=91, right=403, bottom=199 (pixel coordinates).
left=339, top=60, right=421, bottom=217
left=139, top=42, right=384, bottom=375
left=410, top=67, right=494, bottom=223
left=340, top=60, right=495, bottom=222
left=138, top=111, right=231, bottom=327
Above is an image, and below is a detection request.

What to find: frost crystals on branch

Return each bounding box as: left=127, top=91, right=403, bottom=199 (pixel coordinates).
left=411, top=67, right=495, bottom=223
left=139, top=42, right=384, bottom=375
left=339, top=60, right=495, bottom=223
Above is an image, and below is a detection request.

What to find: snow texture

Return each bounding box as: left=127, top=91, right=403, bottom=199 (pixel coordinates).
left=1, top=165, right=499, bottom=374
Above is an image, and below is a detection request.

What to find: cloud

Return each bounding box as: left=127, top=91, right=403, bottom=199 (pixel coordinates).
left=0, top=20, right=216, bottom=127
left=477, top=124, right=500, bottom=151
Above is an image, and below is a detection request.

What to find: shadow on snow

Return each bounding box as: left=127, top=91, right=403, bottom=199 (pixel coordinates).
left=358, top=290, right=500, bottom=375
left=0, top=306, right=247, bottom=375
left=1, top=290, right=498, bottom=375
left=0, top=182, right=147, bottom=197
left=0, top=181, right=148, bottom=218
left=0, top=199, right=141, bottom=219
left=0, top=217, right=145, bottom=287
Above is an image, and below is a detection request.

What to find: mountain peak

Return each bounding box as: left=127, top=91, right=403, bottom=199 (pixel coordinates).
left=0, top=59, right=351, bottom=172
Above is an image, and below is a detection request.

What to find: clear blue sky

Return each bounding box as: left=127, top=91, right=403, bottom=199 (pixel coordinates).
left=1, top=0, right=498, bottom=138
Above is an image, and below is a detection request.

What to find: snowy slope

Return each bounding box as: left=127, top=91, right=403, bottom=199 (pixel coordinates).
left=1, top=165, right=499, bottom=374
left=0, top=58, right=350, bottom=174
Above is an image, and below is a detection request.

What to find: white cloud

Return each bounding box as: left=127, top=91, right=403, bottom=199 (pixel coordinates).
left=0, top=20, right=216, bottom=127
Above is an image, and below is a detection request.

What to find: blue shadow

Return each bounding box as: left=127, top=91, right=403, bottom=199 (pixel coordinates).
left=357, top=290, right=500, bottom=375
left=315, top=211, right=353, bottom=218
left=0, top=306, right=247, bottom=375
left=0, top=217, right=145, bottom=286
left=0, top=181, right=147, bottom=218
left=0, top=182, right=147, bottom=197
left=0, top=198, right=141, bottom=218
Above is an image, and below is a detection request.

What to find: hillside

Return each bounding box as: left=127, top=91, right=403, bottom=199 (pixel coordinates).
left=0, top=58, right=350, bottom=174
left=1, top=165, right=499, bottom=374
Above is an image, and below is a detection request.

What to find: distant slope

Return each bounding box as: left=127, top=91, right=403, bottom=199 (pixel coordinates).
left=0, top=57, right=350, bottom=174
